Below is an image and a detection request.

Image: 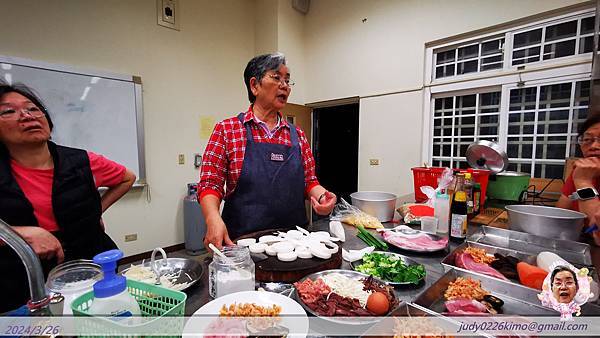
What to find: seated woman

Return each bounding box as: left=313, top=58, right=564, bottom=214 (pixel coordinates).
left=0, top=83, right=136, bottom=313
left=556, top=114, right=600, bottom=245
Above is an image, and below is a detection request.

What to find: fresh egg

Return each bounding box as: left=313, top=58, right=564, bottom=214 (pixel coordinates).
left=265, top=245, right=277, bottom=256
left=236, top=238, right=256, bottom=247
left=537, top=251, right=568, bottom=272
left=366, top=292, right=390, bottom=315
left=248, top=243, right=266, bottom=254
left=277, top=251, right=298, bottom=262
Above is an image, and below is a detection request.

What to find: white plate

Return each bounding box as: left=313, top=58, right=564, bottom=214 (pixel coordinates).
left=184, top=290, right=308, bottom=337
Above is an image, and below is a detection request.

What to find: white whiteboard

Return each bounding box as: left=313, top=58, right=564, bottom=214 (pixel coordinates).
left=0, top=55, right=145, bottom=184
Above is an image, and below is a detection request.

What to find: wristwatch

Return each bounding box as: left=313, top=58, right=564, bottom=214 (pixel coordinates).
left=569, top=187, right=599, bottom=201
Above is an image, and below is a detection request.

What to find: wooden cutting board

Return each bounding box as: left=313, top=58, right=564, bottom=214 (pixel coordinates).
left=236, top=227, right=342, bottom=283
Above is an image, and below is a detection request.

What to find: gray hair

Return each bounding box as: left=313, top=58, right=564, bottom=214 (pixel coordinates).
left=243, top=52, right=287, bottom=103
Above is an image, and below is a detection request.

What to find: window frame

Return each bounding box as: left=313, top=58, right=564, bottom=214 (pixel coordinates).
left=422, top=6, right=595, bottom=180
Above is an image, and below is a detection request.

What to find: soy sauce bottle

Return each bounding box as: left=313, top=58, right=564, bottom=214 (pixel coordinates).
left=450, top=191, right=468, bottom=241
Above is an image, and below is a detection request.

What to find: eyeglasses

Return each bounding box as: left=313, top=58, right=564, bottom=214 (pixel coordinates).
left=266, top=74, right=295, bottom=87
left=577, top=135, right=600, bottom=146
left=553, top=280, right=576, bottom=288
left=0, top=106, right=45, bottom=120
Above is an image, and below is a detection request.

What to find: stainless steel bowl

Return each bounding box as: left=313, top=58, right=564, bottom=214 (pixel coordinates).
left=350, top=191, right=397, bottom=222
left=505, top=205, right=587, bottom=241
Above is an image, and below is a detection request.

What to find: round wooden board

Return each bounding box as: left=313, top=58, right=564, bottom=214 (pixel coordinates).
left=237, top=227, right=342, bottom=283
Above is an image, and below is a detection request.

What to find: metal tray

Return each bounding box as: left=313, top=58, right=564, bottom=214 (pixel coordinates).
left=441, top=241, right=537, bottom=287
left=469, top=226, right=592, bottom=267
left=413, top=268, right=557, bottom=316
left=291, top=269, right=401, bottom=325
left=121, top=257, right=203, bottom=291
left=350, top=251, right=426, bottom=286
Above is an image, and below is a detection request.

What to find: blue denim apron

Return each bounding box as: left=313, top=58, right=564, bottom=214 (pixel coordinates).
left=221, top=113, right=308, bottom=239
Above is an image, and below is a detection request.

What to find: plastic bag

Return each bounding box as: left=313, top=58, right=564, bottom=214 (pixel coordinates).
left=330, top=198, right=383, bottom=229
left=420, top=167, right=454, bottom=207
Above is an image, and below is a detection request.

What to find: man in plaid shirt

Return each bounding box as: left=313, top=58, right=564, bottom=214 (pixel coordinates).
left=198, top=53, right=336, bottom=248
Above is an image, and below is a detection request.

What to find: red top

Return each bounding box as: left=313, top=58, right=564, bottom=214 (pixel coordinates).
left=10, top=151, right=126, bottom=232
left=198, top=107, right=319, bottom=201
left=561, top=173, right=599, bottom=211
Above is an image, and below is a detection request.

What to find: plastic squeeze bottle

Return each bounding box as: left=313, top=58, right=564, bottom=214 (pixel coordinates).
left=434, top=190, right=450, bottom=234
left=88, top=249, right=141, bottom=323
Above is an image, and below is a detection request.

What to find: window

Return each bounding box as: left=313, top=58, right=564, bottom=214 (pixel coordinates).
left=506, top=80, right=589, bottom=178
left=434, top=37, right=504, bottom=79
left=512, top=15, right=595, bottom=66
left=426, top=7, right=595, bottom=181
left=432, top=91, right=501, bottom=168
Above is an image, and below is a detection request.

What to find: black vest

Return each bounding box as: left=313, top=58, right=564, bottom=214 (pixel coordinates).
left=0, top=142, right=117, bottom=313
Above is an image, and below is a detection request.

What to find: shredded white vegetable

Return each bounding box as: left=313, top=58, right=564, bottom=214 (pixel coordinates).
left=123, top=264, right=192, bottom=291
left=320, top=273, right=372, bottom=307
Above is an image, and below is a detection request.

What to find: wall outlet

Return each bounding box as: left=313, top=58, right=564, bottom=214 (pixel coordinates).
left=369, top=159, right=380, bottom=166
left=125, top=234, right=138, bottom=242
left=157, top=0, right=180, bottom=30
left=178, top=154, right=185, bottom=165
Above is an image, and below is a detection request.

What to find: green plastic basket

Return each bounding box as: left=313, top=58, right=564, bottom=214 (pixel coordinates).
left=71, top=279, right=187, bottom=338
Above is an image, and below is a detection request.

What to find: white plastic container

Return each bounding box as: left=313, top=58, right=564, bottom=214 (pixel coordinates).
left=434, top=191, right=450, bottom=234
left=88, top=250, right=141, bottom=324
left=46, top=260, right=102, bottom=315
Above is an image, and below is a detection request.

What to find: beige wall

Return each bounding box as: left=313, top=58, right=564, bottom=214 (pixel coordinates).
left=0, top=0, right=590, bottom=255
left=302, top=0, right=587, bottom=195
left=1, top=0, right=255, bottom=255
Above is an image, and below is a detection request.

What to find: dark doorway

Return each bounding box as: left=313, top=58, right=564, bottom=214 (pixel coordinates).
left=313, top=103, right=359, bottom=204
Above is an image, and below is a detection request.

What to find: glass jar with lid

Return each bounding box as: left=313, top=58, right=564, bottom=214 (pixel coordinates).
left=45, top=259, right=102, bottom=315
left=208, top=245, right=255, bottom=298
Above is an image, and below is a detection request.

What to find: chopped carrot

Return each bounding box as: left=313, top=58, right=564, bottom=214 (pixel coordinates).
left=517, top=262, right=548, bottom=290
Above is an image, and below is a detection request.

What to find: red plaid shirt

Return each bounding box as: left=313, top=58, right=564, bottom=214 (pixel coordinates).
left=198, top=107, right=319, bottom=201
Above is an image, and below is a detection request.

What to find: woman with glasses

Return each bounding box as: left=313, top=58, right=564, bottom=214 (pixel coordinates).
left=556, top=114, right=600, bottom=245
left=198, top=53, right=336, bottom=249
left=551, top=266, right=579, bottom=304
left=0, top=82, right=136, bottom=313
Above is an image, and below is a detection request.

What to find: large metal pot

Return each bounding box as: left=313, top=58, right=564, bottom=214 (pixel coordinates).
left=505, top=205, right=587, bottom=241
left=350, top=191, right=397, bottom=222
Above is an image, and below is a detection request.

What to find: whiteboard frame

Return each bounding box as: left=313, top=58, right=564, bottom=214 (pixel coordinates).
left=0, top=55, right=147, bottom=185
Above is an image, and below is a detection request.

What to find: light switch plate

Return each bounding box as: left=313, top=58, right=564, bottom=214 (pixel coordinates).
left=178, top=154, right=185, bottom=165
left=369, top=159, right=380, bottom=166
left=157, top=0, right=180, bottom=31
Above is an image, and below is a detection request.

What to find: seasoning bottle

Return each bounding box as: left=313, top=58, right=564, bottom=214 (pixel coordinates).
left=450, top=191, right=468, bottom=241
left=208, top=245, right=255, bottom=298
left=473, top=182, right=481, bottom=215
left=464, top=173, right=474, bottom=220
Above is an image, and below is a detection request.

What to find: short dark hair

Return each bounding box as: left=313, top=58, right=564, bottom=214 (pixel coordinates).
left=243, top=52, right=287, bottom=103
left=0, top=82, right=53, bottom=130
left=578, top=114, right=600, bottom=137
left=551, top=265, right=579, bottom=290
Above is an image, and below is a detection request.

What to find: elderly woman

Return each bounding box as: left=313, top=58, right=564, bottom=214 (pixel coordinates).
left=556, top=114, right=600, bottom=245
left=198, top=52, right=336, bottom=248
left=551, top=266, right=579, bottom=304
left=0, top=83, right=136, bottom=313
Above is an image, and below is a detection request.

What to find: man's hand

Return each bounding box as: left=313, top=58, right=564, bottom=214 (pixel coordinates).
left=13, top=226, right=64, bottom=262
left=203, top=214, right=234, bottom=250
left=311, top=191, right=337, bottom=215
